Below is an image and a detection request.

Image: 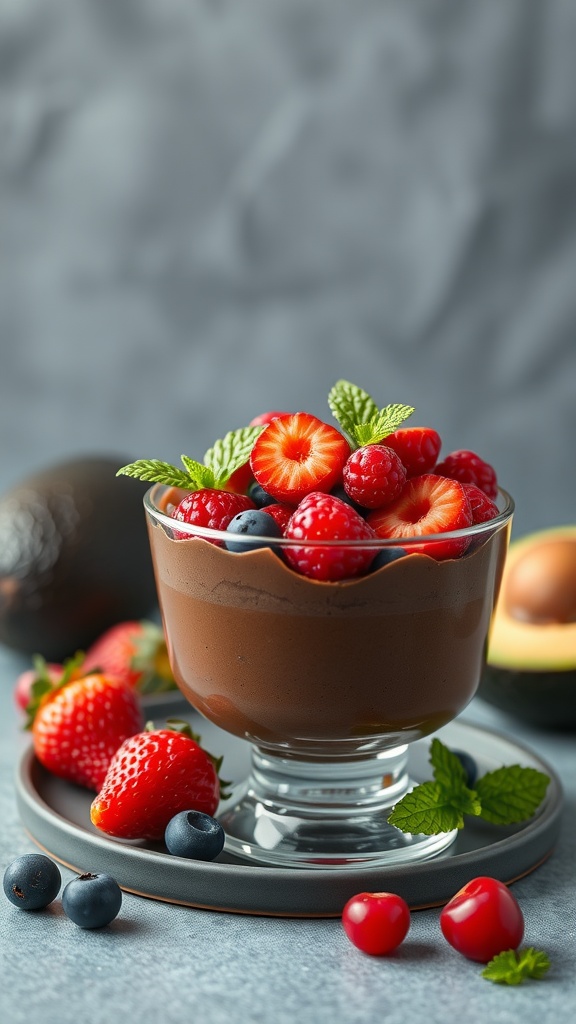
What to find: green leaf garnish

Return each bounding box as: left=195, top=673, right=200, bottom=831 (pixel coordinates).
left=475, top=765, right=551, bottom=825
left=482, top=948, right=551, bottom=985
left=387, top=738, right=550, bottom=836
left=328, top=380, right=414, bottom=448
left=116, top=425, right=264, bottom=492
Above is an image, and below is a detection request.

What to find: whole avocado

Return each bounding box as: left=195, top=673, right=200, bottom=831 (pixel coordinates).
left=0, top=456, right=158, bottom=660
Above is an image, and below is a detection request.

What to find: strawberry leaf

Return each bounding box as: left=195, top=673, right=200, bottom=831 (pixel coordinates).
left=475, top=766, right=550, bottom=825
left=482, top=948, right=551, bottom=985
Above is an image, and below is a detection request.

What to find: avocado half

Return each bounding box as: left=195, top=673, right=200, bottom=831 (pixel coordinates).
left=0, top=456, right=158, bottom=660
left=478, top=525, right=576, bottom=728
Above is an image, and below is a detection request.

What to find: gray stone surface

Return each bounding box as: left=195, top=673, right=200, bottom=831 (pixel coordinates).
left=1, top=0, right=576, bottom=536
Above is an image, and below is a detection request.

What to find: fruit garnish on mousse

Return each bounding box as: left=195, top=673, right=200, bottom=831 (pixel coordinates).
left=118, top=380, right=515, bottom=869
left=117, top=379, right=501, bottom=579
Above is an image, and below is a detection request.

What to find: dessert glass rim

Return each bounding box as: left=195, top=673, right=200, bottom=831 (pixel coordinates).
left=144, top=483, right=515, bottom=550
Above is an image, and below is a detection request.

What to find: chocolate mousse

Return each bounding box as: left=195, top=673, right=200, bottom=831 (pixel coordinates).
left=146, top=489, right=511, bottom=759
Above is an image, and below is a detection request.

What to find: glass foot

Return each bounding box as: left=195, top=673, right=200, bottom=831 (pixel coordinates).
left=218, top=745, right=457, bottom=869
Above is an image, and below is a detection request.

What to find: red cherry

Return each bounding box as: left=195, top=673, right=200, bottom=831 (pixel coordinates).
left=342, top=891, right=410, bottom=955
left=440, top=876, right=524, bottom=963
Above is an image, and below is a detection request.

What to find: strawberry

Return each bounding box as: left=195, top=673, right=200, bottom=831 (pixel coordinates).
left=171, top=488, right=255, bottom=540
left=367, top=474, right=473, bottom=560
left=14, top=658, right=63, bottom=712
left=226, top=413, right=292, bottom=494
left=342, top=444, right=407, bottom=509
left=29, top=662, right=144, bottom=791
left=284, top=492, right=377, bottom=581
left=384, top=427, right=442, bottom=477
left=83, top=619, right=176, bottom=695
left=434, top=449, right=498, bottom=499
left=250, top=413, right=351, bottom=504
left=90, top=721, right=225, bottom=841
left=462, top=483, right=499, bottom=524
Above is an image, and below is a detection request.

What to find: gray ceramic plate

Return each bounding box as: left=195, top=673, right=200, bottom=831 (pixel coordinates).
left=15, top=718, right=563, bottom=917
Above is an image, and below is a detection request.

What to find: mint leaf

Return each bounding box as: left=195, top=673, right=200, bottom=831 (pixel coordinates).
left=475, top=765, right=550, bottom=825
left=204, top=426, right=264, bottom=487
left=429, top=737, right=467, bottom=790
left=116, top=459, right=196, bottom=488
left=328, top=380, right=379, bottom=441
left=387, top=781, right=468, bottom=835
left=328, top=380, right=413, bottom=447
left=117, top=425, right=264, bottom=492
left=482, top=948, right=551, bottom=985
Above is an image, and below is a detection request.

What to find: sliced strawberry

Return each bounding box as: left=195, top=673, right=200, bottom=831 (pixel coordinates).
left=366, top=474, right=473, bottom=560
left=384, top=427, right=442, bottom=477
left=250, top=413, right=351, bottom=504
left=225, top=412, right=291, bottom=493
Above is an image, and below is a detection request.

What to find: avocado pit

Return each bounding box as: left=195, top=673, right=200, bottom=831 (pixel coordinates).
left=504, top=538, right=576, bottom=625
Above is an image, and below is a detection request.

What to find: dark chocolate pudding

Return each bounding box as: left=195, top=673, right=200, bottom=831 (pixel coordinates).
left=146, top=492, right=510, bottom=759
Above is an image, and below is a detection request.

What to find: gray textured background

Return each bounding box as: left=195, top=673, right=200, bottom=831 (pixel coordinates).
left=1, top=0, right=576, bottom=538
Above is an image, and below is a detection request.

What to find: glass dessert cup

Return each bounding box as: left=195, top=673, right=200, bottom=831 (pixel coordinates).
left=144, top=485, right=514, bottom=870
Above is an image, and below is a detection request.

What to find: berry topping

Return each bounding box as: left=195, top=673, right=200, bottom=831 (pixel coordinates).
left=342, top=444, right=407, bottom=509
left=462, top=483, right=500, bottom=524
left=225, top=509, right=284, bottom=552
left=165, top=810, right=225, bottom=861
left=250, top=412, right=351, bottom=504
left=284, top=492, right=377, bottom=581
left=434, top=449, right=498, bottom=499
left=367, top=474, right=473, bottom=560
left=384, top=427, right=442, bottom=477
left=262, top=502, right=294, bottom=534
left=172, top=488, right=256, bottom=538
left=62, top=872, right=122, bottom=929
left=3, top=854, right=61, bottom=911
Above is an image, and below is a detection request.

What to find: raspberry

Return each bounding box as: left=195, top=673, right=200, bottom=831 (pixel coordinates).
left=172, top=488, right=256, bottom=541
left=262, top=502, right=294, bottom=534
left=284, top=492, right=377, bottom=581
left=434, top=450, right=498, bottom=499
left=462, top=484, right=499, bottom=524
left=342, top=444, right=407, bottom=509
left=385, top=427, right=442, bottom=477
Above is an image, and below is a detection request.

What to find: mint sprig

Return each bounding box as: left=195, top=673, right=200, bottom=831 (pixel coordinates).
left=482, top=948, right=551, bottom=985
left=328, top=379, right=414, bottom=448
left=117, top=425, right=264, bottom=491
left=387, top=738, right=550, bottom=836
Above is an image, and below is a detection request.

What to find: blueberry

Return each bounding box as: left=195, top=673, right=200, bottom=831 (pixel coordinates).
left=370, top=547, right=407, bottom=571
left=165, top=810, right=225, bottom=861
left=225, top=509, right=283, bottom=552
left=62, top=872, right=122, bottom=929
left=247, top=481, right=277, bottom=508
left=452, top=749, right=478, bottom=788
left=3, top=853, right=61, bottom=910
